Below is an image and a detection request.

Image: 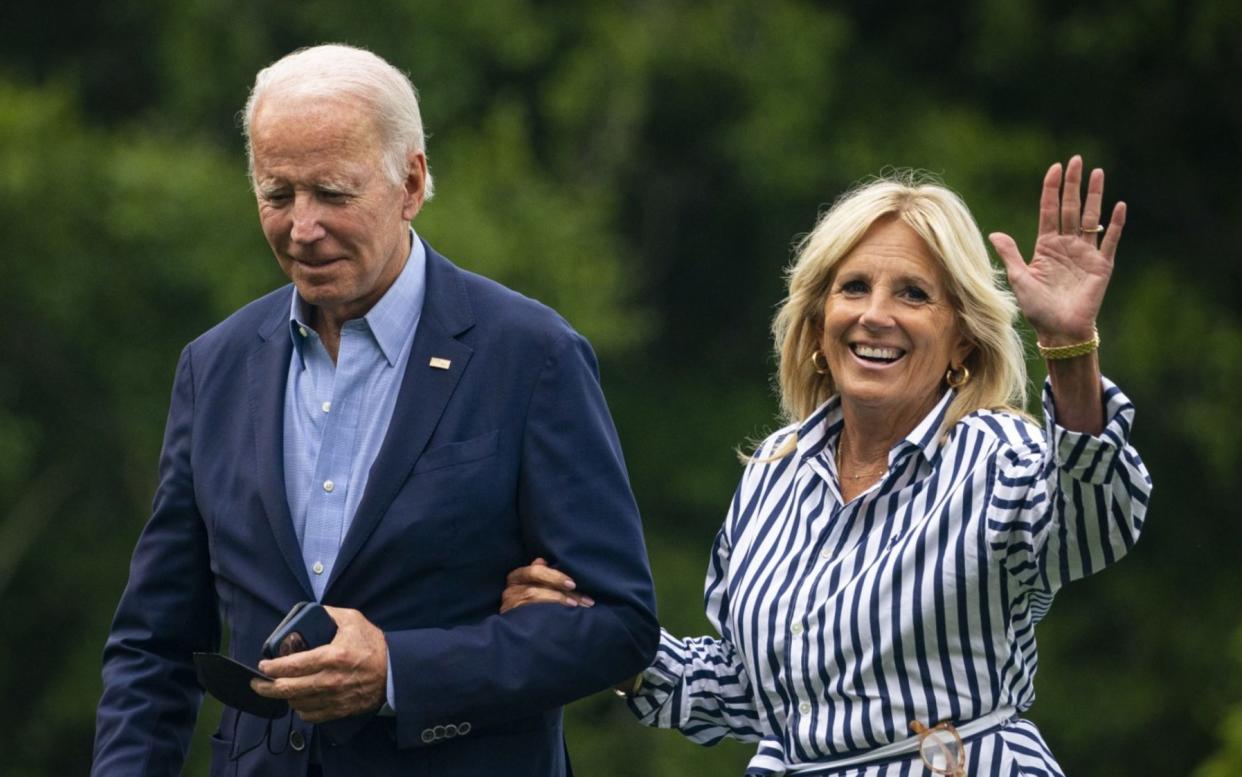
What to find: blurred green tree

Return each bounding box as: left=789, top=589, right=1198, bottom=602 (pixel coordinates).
left=0, top=1, right=1238, bottom=775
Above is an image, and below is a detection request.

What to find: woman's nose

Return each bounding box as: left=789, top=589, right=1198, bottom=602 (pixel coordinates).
left=858, top=293, right=895, bottom=329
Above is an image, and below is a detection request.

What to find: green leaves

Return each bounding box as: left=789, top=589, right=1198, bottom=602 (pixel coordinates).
left=0, top=2, right=1238, bottom=774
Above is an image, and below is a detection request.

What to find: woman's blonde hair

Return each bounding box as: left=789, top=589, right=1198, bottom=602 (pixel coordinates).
left=769, top=171, right=1028, bottom=454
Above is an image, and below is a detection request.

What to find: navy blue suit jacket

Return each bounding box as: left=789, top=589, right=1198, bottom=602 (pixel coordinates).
left=92, top=243, right=659, bottom=776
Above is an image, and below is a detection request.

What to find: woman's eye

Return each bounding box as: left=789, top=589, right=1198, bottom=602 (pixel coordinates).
left=902, top=285, right=930, bottom=302
left=840, top=280, right=868, bottom=295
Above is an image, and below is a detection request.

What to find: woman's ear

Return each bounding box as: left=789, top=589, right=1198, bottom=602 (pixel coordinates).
left=952, top=335, right=975, bottom=369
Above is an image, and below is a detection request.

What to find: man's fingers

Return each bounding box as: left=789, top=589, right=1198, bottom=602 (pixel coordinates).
left=319, top=604, right=349, bottom=623
left=257, top=644, right=335, bottom=677
left=251, top=674, right=323, bottom=700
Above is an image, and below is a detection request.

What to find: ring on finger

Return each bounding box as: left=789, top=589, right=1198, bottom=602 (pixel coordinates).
left=1078, top=224, right=1105, bottom=235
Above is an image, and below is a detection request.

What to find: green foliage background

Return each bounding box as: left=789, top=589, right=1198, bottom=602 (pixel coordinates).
left=1, top=1, right=1238, bottom=774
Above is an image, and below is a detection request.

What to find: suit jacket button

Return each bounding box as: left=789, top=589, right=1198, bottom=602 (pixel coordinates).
left=289, top=730, right=306, bottom=751
left=433, top=725, right=446, bottom=740
left=459, top=721, right=472, bottom=735
left=445, top=724, right=458, bottom=737
left=421, top=728, right=436, bottom=743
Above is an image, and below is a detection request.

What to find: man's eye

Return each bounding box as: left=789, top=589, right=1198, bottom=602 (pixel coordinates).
left=262, top=191, right=291, bottom=204
left=319, top=189, right=350, bottom=202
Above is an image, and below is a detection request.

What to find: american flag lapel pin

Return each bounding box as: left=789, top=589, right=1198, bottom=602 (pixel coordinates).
left=429, top=357, right=452, bottom=370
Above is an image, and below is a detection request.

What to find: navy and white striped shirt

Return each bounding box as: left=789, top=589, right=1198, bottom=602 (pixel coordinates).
left=629, top=379, right=1151, bottom=775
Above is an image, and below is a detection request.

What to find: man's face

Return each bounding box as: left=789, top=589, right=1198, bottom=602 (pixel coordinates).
left=249, top=94, right=426, bottom=325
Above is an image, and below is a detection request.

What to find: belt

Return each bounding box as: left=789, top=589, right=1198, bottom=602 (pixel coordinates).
left=787, top=706, right=1017, bottom=774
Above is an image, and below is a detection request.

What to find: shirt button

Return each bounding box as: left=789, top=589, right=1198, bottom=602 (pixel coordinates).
left=322, top=401, right=332, bottom=413
left=312, top=561, right=324, bottom=575
left=821, top=548, right=832, bottom=560
left=289, top=729, right=305, bottom=750
left=323, top=480, right=335, bottom=493
left=791, top=623, right=803, bottom=636
left=298, top=326, right=309, bottom=338
left=799, top=702, right=812, bottom=715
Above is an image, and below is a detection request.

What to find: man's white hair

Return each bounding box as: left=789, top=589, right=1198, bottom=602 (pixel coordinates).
left=241, top=43, right=434, bottom=198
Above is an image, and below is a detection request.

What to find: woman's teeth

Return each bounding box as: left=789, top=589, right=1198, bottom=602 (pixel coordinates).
left=852, top=344, right=903, bottom=362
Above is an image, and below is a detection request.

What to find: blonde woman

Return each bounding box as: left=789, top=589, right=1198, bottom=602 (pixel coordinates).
left=504, top=158, right=1150, bottom=775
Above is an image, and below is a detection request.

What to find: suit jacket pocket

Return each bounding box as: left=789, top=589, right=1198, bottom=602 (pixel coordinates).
left=413, top=430, right=499, bottom=474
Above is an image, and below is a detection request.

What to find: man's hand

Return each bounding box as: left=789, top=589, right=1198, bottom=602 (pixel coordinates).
left=251, top=605, right=387, bottom=723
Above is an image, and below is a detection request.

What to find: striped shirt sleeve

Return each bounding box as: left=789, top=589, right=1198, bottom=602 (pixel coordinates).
left=625, top=434, right=794, bottom=743
left=988, top=377, right=1152, bottom=611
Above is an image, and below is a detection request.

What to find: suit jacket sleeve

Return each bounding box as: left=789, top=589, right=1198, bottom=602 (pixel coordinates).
left=385, top=329, right=659, bottom=748
left=92, top=345, right=219, bottom=776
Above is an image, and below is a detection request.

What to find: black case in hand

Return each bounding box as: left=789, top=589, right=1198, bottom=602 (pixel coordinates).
left=193, top=653, right=288, bottom=719
left=262, top=601, right=338, bottom=659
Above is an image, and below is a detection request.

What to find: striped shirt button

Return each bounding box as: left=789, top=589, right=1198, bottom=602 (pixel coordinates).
left=799, top=702, right=812, bottom=715
left=791, top=623, right=803, bottom=635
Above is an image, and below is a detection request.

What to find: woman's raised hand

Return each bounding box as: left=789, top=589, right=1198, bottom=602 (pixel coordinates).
left=499, top=557, right=595, bottom=614
left=988, top=155, right=1126, bottom=345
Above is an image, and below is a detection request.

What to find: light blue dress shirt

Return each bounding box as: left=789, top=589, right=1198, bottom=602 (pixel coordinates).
left=283, top=231, right=425, bottom=710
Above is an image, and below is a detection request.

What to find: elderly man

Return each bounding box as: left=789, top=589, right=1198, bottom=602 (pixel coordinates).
left=92, top=44, right=657, bottom=777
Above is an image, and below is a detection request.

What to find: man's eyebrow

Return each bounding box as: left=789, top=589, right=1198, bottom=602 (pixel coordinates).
left=316, top=179, right=357, bottom=193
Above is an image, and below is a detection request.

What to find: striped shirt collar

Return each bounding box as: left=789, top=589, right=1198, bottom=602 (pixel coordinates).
left=288, top=228, right=426, bottom=366
left=795, top=387, right=956, bottom=467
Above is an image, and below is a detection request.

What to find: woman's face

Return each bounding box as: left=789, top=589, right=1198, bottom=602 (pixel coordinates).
left=819, top=217, right=971, bottom=423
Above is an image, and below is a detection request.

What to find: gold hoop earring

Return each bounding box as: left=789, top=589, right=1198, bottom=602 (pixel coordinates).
left=810, top=350, right=830, bottom=375
left=945, top=364, right=970, bottom=388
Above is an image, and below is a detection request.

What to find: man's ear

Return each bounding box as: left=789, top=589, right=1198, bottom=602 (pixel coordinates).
left=401, top=152, right=428, bottom=221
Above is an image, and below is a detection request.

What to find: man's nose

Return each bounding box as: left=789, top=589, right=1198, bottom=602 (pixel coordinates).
left=289, top=194, right=326, bottom=244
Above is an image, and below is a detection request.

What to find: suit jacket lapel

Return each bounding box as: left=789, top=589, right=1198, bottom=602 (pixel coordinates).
left=325, top=246, right=476, bottom=597
left=247, top=299, right=315, bottom=599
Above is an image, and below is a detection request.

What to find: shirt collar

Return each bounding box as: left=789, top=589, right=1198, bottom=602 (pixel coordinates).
left=288, top=228, right=426, bottom=366
left=795, top=388, right=956, bottom=466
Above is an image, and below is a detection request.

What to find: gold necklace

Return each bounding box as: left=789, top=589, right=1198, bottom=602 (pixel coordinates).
left=836, top=431, right=887, bottom=481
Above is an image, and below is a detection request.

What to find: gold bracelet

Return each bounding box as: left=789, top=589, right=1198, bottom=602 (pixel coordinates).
left=612, top=674, right=644, bottom=699
left=1037, top=328, right=1100, bottom=360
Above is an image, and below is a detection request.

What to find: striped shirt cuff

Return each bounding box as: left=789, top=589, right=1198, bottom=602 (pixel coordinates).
left=625, top=628, right=686, bottom=723
left=1043, top=376, right=1136, bottom=485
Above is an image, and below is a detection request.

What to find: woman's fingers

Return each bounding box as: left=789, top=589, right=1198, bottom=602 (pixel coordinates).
left=1099, top=201, right=1127, bottom=262
left=1037, top=162, right=1062, bottom=237
left=500, top=558, right=595, bottom=613
left=500, top=586, right=595, bottom=613
left=505, top=560, right=576, bottom=590
left=1079, top=167, right=1105, bottom=246
left=988, top=232, right=1026, bottom=284
left=1060, top=155, right=1083, bottom=236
